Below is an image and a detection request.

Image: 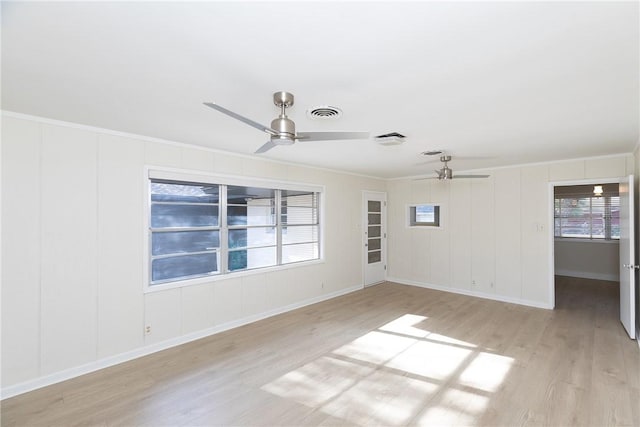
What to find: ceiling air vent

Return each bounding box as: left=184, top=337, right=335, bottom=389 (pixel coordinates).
left=307, top=106, right=343, bottom=119
left=421, top=150, right=443, bottom=156
left=375, top=132, right=406, bottom=146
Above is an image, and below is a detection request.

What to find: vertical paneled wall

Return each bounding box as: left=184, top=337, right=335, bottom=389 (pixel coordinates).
left=387, top=156, right=632, bottom=307
left=1, top=115, right=385, bottom=392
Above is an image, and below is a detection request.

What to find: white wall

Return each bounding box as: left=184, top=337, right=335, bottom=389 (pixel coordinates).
left=554, top=240, right=619, bottom=281
left=2, top=112, right=635, bottom=397
left=387, top=155, right=633, bottom=308
left=0, top=114, right=386, bottom=396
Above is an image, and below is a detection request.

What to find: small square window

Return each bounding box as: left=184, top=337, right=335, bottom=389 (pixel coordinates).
left=409, top=204, right=440, bottom=227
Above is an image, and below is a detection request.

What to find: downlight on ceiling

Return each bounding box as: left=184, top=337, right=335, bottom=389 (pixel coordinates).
left=375, top=132, right=406, bottom=146
left=307, top=106, right=343, bottom=120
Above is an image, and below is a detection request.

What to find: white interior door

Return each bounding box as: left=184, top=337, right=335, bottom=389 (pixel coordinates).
left=619, top=175, right=636, bottom=339
left=363, top=191, right=386, bottom=286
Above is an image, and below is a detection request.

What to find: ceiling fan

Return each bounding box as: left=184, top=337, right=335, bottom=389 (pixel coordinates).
left=421, top=155, right=490, bottom=180
left=204, top=91, right=369, bottom=153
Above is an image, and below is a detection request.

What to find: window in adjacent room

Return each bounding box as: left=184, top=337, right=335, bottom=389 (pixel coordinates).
left=554, top=184, right=619, bottom=240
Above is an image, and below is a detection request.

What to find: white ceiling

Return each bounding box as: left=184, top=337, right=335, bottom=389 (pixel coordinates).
left=2, top=1, right=638, bottom=179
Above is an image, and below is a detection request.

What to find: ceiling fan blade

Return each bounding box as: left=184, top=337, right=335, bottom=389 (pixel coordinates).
left=203, top=102, right=278, bottom=136
left=453, top=174, right=491, bottom=179
left=255, top=140, right=277, bottom=154
left=296, top=131, right=369, bottom=142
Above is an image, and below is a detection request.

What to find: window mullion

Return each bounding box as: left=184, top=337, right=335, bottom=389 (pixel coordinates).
left=559, top=200, right=563, bottom=237
left=276, top=190, right=282, bottom=266
left=220, top=184, right=229, bottom=273
left=605, top=195, right=612, bottom=240
left=589, top=197, right=593, bottom=240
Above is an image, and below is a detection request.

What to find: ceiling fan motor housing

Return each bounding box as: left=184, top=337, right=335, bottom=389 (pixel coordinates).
left=270, top=116, right=296, bottom=143
left=271, top=91, right=296, bottom=144
left=441, top=167, right=453, bottom=180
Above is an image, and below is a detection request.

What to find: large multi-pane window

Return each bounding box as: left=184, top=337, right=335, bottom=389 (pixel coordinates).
left=227, top=186, right=277, bottom=272
left=148, top=175, right=321, bottom=286
left=281, top=190, right=320, bottom=263
left=554, top=191, right=620, bottom=240
left=150, top=180, right=220, bottom=283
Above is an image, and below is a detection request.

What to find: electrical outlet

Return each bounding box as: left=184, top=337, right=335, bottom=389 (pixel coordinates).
left=145, top=326, right=151, bottom=334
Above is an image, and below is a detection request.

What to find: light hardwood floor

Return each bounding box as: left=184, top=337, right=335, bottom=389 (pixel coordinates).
left=2, top=277, right=639, bottom=426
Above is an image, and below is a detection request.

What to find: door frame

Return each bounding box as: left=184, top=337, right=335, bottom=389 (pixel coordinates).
left=362, top=191, right=387, bottom=287
left=547, top=176, right=628, bottom=309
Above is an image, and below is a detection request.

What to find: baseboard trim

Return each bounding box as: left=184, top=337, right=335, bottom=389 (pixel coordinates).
left=554, top=269, right=619, bottom=282
left=387, top=277, right=553, bottom=310
left=1, top=284, right=363, bottom=400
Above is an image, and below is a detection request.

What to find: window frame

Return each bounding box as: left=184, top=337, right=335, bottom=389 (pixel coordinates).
left=407, top=203, right=442, bottom=228
left=143, top=166, right=324, bottom=293
left=148, top=180, right=222, bottom=285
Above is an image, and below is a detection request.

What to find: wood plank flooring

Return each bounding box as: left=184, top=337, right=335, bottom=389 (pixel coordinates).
left=2, top=277, right=639, bottom=426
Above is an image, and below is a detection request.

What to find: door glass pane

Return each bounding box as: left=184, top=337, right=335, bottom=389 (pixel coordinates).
left=368, top=226, right=381, bottom=238
left=368, top=238, right=381, bottom=251
left=368, top=250, right=381, bottom=264
left=368, top=213, right=381, bottom=225
left=368, top=200, right=381, bottom=213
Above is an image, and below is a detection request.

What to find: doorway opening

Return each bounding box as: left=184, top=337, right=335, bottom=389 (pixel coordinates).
left=549, top=176, right=636, bottom=340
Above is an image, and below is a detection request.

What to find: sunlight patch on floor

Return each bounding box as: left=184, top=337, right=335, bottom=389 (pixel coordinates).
left=262, top=355, right=374, bottom=407
left=459, top=352, right=514, bottom=392
left=378, top=314, right=430, bottom=337
left=332, top=330, right=416, bottom=365
left=426, top=332, right=478, bottom=348
left=261, top=313, right=514, bottom=426
left=386, top=340, right=472, bottom=380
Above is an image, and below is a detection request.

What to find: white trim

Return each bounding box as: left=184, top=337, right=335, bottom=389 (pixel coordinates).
left=396, top=153, right=633, bottom=181
left=387, top=277, right=553, bottom=310
left=147, top=165, right=324, bottom=194
left=1, top=110, right=382, bottom=181
left=0, top=284, right=362, bottom=400
left=548, top=182, right=556, bottom=309
left=143, top=165, right=325, bottom=293
left=146, top=259, right=326, bottom=293
left=555, top=270, right=619, bottom=282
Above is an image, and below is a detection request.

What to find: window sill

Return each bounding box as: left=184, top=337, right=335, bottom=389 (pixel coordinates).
left=554, top=238, right=619, bottom=244
left=144, top=258, right=325, bottom=293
